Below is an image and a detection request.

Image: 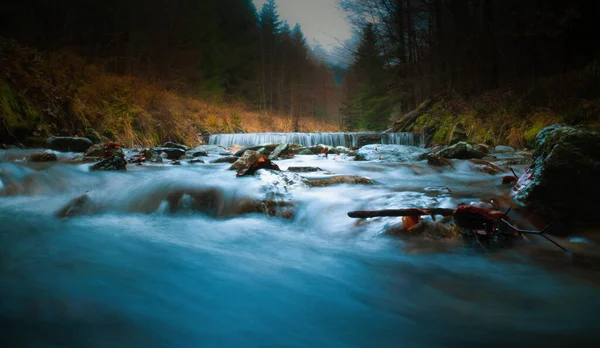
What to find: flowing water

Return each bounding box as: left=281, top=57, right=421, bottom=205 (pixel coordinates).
left=209, top=132, right=424, bottom=148
left=1, top=147, right=600, bottom=347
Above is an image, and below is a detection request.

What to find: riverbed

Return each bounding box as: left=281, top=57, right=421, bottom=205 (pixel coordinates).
left=1, top=148, right=600, bottom=347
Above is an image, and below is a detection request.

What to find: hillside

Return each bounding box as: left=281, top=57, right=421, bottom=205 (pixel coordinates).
left=0, top=39, right=337, bottom=147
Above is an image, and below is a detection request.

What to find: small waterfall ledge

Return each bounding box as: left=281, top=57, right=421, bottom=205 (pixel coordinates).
left=208, top=132, right=425, bottom=148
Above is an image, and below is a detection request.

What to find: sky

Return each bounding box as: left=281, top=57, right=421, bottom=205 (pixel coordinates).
left=252, top=0, right=353, bottom=53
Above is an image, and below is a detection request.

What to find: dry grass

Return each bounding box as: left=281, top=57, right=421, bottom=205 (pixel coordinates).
left=0, top=40, right=339, bottom=147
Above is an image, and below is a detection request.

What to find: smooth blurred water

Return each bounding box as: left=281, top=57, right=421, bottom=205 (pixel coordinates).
left=1, top=149, right=600, bottom=347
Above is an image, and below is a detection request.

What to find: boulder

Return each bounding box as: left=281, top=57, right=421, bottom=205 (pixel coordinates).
left=84, top=143, right=125, bottom=158
left=56, top=194, right=95, bottom=218
left=143, top=148, right=163, bottom=163
left=494, top=145, right=515, bottom=153
left=163, top=142, right=190, bottom=151
left=426, top=153, right=454, bottom=169
left=90, top=155, right=127, bottom=171
left=474, top=144, right=490, bottom=155
left=191, top=145, right=231, bottom=156
left=153, top=147, right=185, bottom=160
left=210, top=156, right=239, bottom=164
left=308, top=144, right=329, bottom=155
left=355, top=144, right=429, bottom=162
left=27, top=151, right=58, bottom=162
left=234, top=144, right=279, bottom=157
left=296, top=149, right=315, bottom=155
left=448, top=123, right=468, bottom=145
left=189, top=150, right=209, bottom=157
left=268, top=143, right=289, bottom=160
left=46, top=136, right=94, bottom=152
left=513, top=125, right=600, bottom=226
left=437, top=142, right=485, bottom=160
left=229, top=150, right=281, bottom=176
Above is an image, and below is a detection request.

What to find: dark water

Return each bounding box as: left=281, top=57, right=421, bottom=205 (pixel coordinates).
left=1, top=149, right=600, bottom=347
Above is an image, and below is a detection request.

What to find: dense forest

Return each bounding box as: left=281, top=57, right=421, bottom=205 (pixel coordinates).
left=339, top=0, right=600, bottom=144
left=0, top=0, right=340, bottom=145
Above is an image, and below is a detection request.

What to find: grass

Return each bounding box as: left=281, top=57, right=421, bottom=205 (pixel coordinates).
left=0, top=39, right=338, bottom=147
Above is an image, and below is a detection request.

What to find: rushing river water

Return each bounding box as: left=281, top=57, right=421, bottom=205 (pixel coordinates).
left=1, top=147, right=600, bottom=347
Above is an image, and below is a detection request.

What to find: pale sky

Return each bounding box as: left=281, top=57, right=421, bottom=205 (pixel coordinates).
left=253, top=0, right=352, bottom=52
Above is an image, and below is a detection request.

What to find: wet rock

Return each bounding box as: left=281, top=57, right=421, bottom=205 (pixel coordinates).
left=437, top=142, right=485, bottom=160
left=515, top=150, right=533, bottom=158
left=495, top=145, right=515, bottom=153
left=163, top=142, right=190, bottom=151
left=355, top=144, right=430, bottom=162
left=269, top=143, right=289, bottom=160
left=84, top=143, right=125, bottom=159
left=191, top=145, right=231, bottom=156
left=56, top=194, right=95, bottom=218
left=482, top=155, right=498, bottom=162
left=474, top=144, right=490, bottom=155
left=514, top=125, right=600, bottom=226
left=327, top=146, right=355, bottom=156
left=90, top=155, right=127, bottom=171
left=189, top=158, right=205, bottom=164
left=309, top=144, right=329, bottom=155
left=308, top=175, right=374, bottom=187
left=448, top=122, right=467, bottom=145
left=426, top=153, right=454, bottom=169
left=211, top=156, right=239, bottom=164
left=287, top=166, right=323, bottom=173
left=27, top=151, right=58, bottom=162
left=234, top=144, right=279, bottom=157
left=469, top=159, right=505, bottom=175
left=143, top=148, right=163, bottom=163
left=46, top=136, right=94, bottom=152
left=229, top=150, right=281, bottom=176
left=189, top=150, right=209, bottom=157
left=296, top=149, right=315, bottom=155
left=154, top=147, right=185, bottom=160
left=171, top=160, right=182, bottom=165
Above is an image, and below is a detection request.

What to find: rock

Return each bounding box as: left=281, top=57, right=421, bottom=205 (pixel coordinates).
left=327, top=146, right=355, bottom=156
left=46, top=136, right=94, bottom=152
left=287, top=166, right=323, bottom=173
left=229, top=150, right=281, bottom=176
left=171, top=160, right=182, bottom=165
left=308, top=144, right=329, bottom=155
left=474, top=144, right=490, bottom=155
left=163, top=142, right=190, bottom=151
left=482, top=155, right=498, bottom=162
left=211, top=156, right=239, bottom=164
left=513, top=125, right=600, bottom=226
left=495, top=145, right=515, bottom=153
left=308, top=175, right=374, bottom=187
left=84, top=143, right=105, bottom=157
left=56, top=194, right=95, bottom=218
left=143, top=148, right=163, bottom=163
left=189, top=150, right=209, bottom=157
left=296, top=149, right=315, bottom=155
left=437, top=142, right=485, bottom=159
left=27, top=151, right=58, bottom=162
left=469, top=159, right=505, bottom=175
left=189, top=158, right=205, bottom=164
left=191, top=145, right=231, bottom=156
left=448, top=122, right=468, bottom=144
left=426, top=153, right=454, bottom=169
left=268, top=143, right=289, bottom=160
left=355, top=144, right=430, bottom=162
left=430, top=145, right=447, bottom=153
left=153, top=147, right=185, bottom=160
left=234, top=144, right=279, bottom=157
left=515, top=150, right=533, bottom=158
left=90, top=155, right=127, bottom=171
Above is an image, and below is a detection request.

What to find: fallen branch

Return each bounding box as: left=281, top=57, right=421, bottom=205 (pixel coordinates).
left=348, top=208, right=455, bottom=219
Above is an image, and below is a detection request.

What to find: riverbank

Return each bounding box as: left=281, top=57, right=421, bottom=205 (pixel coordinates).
left=391, top=68, right=600, bottom=148
left=0, top=39, right=337, bottom=148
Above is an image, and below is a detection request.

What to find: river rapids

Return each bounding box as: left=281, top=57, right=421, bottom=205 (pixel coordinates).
left=1, top=146, right=600, bottom=347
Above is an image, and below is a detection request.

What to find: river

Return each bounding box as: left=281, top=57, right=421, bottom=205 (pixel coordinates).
left=1, top=146, right=599, bottom=347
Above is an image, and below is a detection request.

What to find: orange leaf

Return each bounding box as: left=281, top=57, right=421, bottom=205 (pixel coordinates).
left=402, top=215, right=420, bottom=230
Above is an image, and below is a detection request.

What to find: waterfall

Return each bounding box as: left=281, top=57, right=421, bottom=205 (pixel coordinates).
left=208, top=132, right=424, bottom=148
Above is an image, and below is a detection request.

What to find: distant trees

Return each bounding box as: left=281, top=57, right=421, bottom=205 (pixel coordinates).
left=339, top=0, right=600, bottom=130
left=0, top=0, right=341, bottom=127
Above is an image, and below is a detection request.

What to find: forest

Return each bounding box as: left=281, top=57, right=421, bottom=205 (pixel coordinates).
left=0, top=0, right=340, bottom=146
